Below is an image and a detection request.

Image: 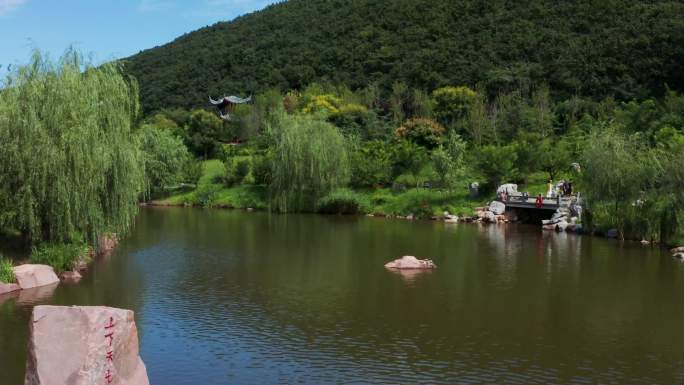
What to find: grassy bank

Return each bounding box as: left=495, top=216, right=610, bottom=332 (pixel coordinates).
left=0, top=258, right=15, bottom=283
left=151, top=160, right=487, bottom=218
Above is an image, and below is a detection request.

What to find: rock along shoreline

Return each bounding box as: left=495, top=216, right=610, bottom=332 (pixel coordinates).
left=0, top=234, right=119, bottom=298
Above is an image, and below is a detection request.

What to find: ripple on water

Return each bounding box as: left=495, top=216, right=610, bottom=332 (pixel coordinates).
left=2, top=209, right=683, bottom=385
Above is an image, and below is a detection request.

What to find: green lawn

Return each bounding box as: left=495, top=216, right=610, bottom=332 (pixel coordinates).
left=153, top=160, right=267, bottom=209
left=154, top=160, right=488, bottom=217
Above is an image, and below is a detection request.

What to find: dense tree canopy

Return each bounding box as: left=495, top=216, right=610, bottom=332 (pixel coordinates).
left=138, top=125, right=194, bottom=195
left=0, top=52, right=143, bottom=244
left=124, top=0, right=684, bottom=113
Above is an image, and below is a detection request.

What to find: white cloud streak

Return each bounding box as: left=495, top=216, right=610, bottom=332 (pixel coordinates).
left=0, top=0, right=27, bottom=16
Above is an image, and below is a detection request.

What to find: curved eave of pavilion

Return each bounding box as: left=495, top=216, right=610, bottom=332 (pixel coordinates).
left=209, top=95, right=252, bottom=105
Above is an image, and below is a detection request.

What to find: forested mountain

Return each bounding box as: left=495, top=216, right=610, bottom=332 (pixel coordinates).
left=124, top=0, right=684, bottom=113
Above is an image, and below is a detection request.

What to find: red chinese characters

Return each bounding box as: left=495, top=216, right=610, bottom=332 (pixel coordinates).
left=104, top=316, right=116, bottom=384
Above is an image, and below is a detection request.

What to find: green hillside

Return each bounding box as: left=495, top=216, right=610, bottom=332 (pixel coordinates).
left=124, top=0, right=684, bottom=113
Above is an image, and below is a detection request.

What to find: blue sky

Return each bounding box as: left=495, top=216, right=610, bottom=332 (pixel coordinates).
left=0, top=0, right=275, bottom=72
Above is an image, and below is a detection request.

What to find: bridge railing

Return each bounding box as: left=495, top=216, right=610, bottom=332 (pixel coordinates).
left=501, top=194, right=567, bottom=207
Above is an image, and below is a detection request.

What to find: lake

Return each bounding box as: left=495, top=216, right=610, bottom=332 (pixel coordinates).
left=1, top=207, right=683, bottom=384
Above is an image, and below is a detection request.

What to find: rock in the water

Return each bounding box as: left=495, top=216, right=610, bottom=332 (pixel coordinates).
left=60, top=271, right=82, bottom=282
left=673, top=253, right=684, bottom=260
left=489, top=201, right=506, bottom=215
left=566, top=224, right=583, bottom=234
left=12, top=265, right=59, bottom=290
left=671, top=247, right=684, bottom=254
left=485, top=211, right=498, bottom=223
left=543, top=216, right=568, bottom=225
left=0, top=282, right=20, bottom=295
left=385, top=256, right=436, bottom=269
left=555, top=221, right=569, bottom=232
left=97, top=234, right=119, bottom=256
left=25, top=305, right=149, bottom=385
left=606, top=229, right=619, bottom=239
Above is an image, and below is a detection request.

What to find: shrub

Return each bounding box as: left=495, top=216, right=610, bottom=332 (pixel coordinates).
left=235, top=159, right=251, bottom=181
left=223, top=157, right=251, bottom=186
left=251, top=154, right=272, bottom=185
left=348, top=140, right=393, bottom=188
left=0, top=257, right=15, bottom=283
left=302, top=94, right=342, bottom=114
left=394, top=173, right=417, bottom=187
left=186, top=109, right=225, bottom=158
left=317, top=189, right=371, bottom=215
left=183, top=159, right=204, bottom=185
left=30, top=242, right=91, bottom=273
left=432, top=86, right=477, bottom=130
left=395, top=118, right=446, bottom=148
left=389, top=139, right=429, bottom=179
left=383, top=189, right=447, bottom=218
left=328, top=104, right=379, bottom=138
left=138, top=125, right=193, bottom=195
left=370, top=189, right=397, bottom=207
left=194, top=185, right=222, bottom=207
left=432, top=133, right=467, bottom=188
left=475, top=144, right=519, bottom=190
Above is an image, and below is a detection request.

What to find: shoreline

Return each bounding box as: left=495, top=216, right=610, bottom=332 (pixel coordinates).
left=141, top=201, right=681, bottom=252
left=0, top=235, right=119, bottom=298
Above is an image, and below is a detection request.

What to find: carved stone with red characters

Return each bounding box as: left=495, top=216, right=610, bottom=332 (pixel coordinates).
left=25, top=305, right=149, bottom=385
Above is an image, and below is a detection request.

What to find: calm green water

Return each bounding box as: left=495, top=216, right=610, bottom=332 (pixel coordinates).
left=1, top=207, right=683, bottom=384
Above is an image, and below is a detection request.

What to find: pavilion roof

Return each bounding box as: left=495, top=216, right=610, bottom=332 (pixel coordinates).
left=209, top=95, right=252, bottom=105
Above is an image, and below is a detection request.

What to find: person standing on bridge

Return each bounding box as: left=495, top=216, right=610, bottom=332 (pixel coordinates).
left=562, top=180, right=570, bottom=196
left=535, top=194, right=544, bottom=208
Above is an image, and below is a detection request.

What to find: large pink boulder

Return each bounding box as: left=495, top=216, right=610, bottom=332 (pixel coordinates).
left=13, top=265, right=60, bottom=290
left=25, top=306, right=149, bottom=385
left=385, top=255, right=437, bottom=269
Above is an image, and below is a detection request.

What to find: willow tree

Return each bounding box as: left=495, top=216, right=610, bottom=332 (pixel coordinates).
left=269, top=113, right=349, bottom=212
left=580, top=126, right=663, bottom=240
left=0, top=50, right=144, bottom=245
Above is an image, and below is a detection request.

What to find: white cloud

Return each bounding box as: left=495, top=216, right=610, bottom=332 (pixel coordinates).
left=138, top=0, right=176, bottom=12
left=0, top=0, right=27, bottom=16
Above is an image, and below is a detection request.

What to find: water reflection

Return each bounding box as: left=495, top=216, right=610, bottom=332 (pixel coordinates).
left=0, top=291, right=18, bottom=306
left=386, top=267, right=435, bottom=283
left=16, top=283, right=58, bottom=305
left=0, top=208, right=682, bottom=385
left=0, top=283, right=58, bottom=307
